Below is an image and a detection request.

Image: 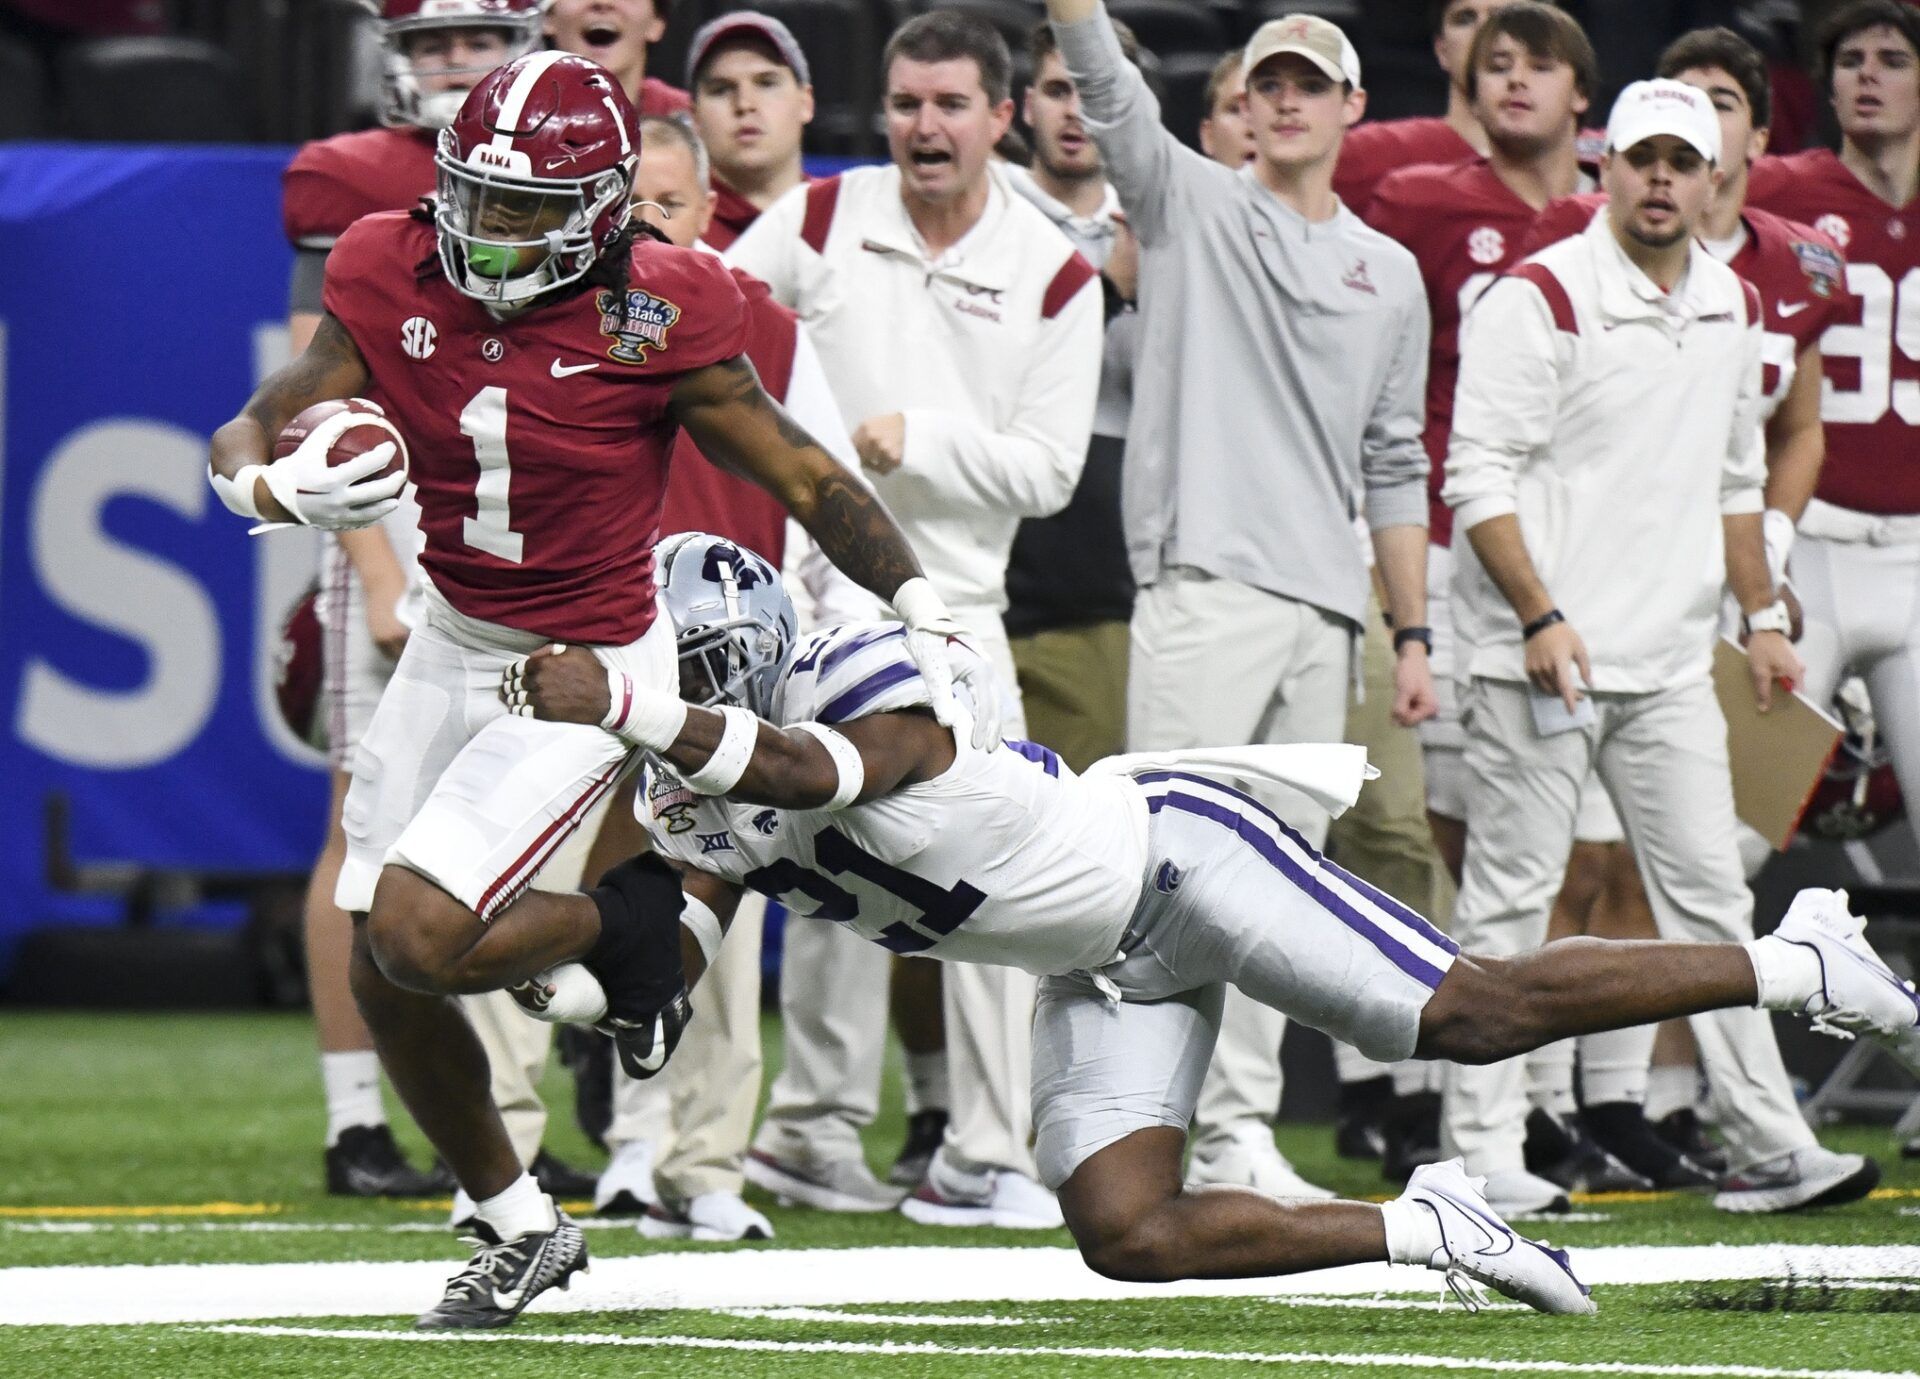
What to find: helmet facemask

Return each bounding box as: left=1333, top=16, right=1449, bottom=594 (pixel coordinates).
left=657, top=535, right=797, bottom=720
left=434, top=138, right=633, bottom=304
left=378, top=9, right=546, bottom=131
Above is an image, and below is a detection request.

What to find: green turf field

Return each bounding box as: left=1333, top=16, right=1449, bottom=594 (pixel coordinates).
left=3, top=1010, right=1917, bottom=1378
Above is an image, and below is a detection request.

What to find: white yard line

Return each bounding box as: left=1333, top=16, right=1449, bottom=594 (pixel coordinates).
left=4, top=1244, right=1918, bottom=1328
left=717, top=1307, right=1041, bottom=1326
left=195, top=1324, right=1920, bottom=1379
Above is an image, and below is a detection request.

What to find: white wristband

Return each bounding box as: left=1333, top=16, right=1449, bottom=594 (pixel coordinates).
left=1762, top=508, right=1796, bottom=589
left=791, top=721, right=866, bottom=810
left=599, top=665, right=688, bottom=750
left=212, top=464, right=266, bottom=520
left=679, top=893, right=723, bottom=968
left=683, top=705, right=760, bottom=795
left=891, top=575, right=947, bottom=627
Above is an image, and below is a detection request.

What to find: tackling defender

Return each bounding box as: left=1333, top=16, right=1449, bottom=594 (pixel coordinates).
left=209, top=53, right=987, bottom=1328
left=507, top=533, right=1920, bottom=1321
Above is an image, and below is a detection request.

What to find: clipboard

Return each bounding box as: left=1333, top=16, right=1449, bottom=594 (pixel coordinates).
left=1711, top=637, right=1844, bottom=851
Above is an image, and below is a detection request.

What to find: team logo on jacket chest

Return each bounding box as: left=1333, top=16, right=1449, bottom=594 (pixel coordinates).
left=1814, top=214, right=1851, bottom=250
left=1342, top=258, right=1377, bottom=295
left=1467, top=226, right=1506, bottom=265
left=598, top=287, right=682, bottom=363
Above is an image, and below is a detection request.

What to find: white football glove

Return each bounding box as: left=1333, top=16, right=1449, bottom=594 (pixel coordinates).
left=250, top=412, right=406, bottom=533
left=893, top=576, right=1001, bottom=751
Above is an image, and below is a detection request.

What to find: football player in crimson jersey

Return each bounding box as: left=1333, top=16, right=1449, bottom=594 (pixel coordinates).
left=209, top=53, right=986, bottom=1329
left=545, top=0, right=690, bottom=116
left=282, top=0, right=546, bottom=1203
left=1744, top=1, right=1920, bottom=870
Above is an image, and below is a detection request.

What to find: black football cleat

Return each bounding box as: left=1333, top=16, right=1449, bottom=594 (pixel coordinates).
left=1334, top=1075, right=1391, bottom=1160
left=1526, top=1109, right=1654, bottom=1194
left=1380, top=1091, right=1445, bottom=1184
left=1655, top=1107, right=1730, bottom=1177
left=415, top=1211, right=588, bottom=1330
left=557, top=1024, right=614, bottom=1152
left=324, top=1124, right=443, bottom=1198
left=531, top=1149, right=600, bottom=1201
left=1583, top=1101, right=1719, bottom=1190
left=889, top=1109, right=949, bottom=1187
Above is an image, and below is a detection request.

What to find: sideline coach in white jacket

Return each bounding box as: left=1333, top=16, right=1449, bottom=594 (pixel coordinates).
left=1441, top=80, right=1876, bottom=1215
left=728, top=10, right=1102, bottom=1229
left=1047, top=0, right=1436, bottom=1196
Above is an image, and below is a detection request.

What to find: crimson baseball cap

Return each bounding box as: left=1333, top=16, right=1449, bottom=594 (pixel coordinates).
left=686, top=11, right=811, bottom=87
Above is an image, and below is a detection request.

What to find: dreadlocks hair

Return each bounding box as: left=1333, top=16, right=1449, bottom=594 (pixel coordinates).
left=409, top=198, right=665, bottom=296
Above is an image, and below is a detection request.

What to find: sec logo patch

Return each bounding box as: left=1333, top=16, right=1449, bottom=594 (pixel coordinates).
left=400, top=316, right=437, bottom=360
left=1467, top=226, right=1506, bottom=266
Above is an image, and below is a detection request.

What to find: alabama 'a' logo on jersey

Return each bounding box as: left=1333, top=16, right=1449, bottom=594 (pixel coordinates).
left=598, top=287, right=682, bottom=363
left=1815, top=213, right=1852, bottom=250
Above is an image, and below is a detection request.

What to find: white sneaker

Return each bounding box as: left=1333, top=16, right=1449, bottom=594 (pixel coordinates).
left=1712, top=1145, right=1879, bottom=1214
left=1479, top=1168, right=1571, bottom=1216
left=743, top=1148, right=905, bottom=1213
left=1400, top=1158, right=1595, bottom=1315
left=593, top=1139, right=658, bottom=1216
left=1770, top=888, right=1920, bottom=1073
left=900, top=1157, right=1065, bottom=1229
left=1186, top=1124, right=1336, bottom=1200
left=638, top=1191, right=774, bottom=1242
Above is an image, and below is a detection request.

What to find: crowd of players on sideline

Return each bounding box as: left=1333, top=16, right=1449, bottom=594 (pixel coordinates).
left=258, top=0, right=1920, bottom=1263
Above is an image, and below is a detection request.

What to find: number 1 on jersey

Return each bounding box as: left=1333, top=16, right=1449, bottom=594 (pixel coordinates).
left=459, top=385, right=525, bottom=563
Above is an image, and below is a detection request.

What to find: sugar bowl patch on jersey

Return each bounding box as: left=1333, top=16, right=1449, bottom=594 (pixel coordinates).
left=599, top=287, right=683, bottom=363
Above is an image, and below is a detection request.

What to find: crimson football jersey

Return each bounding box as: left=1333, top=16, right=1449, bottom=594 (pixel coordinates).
left=1363, top=158, right=1546, bottom=546
left=1526, top=193, right=1848, bottom=417
left=1334, top=117, right=1475, bottom=215
left=1749, top=149, right=1920, bottom=514
left=659, top=266, right=796, bottom=562
left=283, top=126, right=438, bottom=249
left=322, top=213, right=751, bottom=643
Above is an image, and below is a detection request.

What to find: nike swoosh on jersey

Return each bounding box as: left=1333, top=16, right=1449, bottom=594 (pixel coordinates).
left=1777, top=301, right=1811, bottom=318
left=551, top=359, right=601, bottom=378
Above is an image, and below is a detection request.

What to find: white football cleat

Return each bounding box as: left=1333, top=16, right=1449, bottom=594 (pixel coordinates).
left=744, top=1148, right=906, bottom=1213
left=639, top=1191, right=774, bottom=1242
left=1400, top=1158, right=1595, bottom=1315
left=1480, top=1168, right=1571, bottom=1217
left=1771, top=888, right=1920, bottom=1073
left=1186, top=1123, right=1336, bottom=1200
left=593, top=1139, right=658, bottom=1216
left=901, top=1157, right=1065, bottom=1230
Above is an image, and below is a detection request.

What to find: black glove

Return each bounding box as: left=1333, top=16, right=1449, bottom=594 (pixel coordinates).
left=600, top=988, right=693, bottom=1080
left=582, top=853, right=691, bottom=1079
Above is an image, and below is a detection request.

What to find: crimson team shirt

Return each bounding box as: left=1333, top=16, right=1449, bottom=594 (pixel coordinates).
left=1527, top=193, right=1847, bottom=419
left=283, top=125, right=439, bottom=248
left=1749, top=149, right=1920, bottom=513
left=1362, top=159, right=1545, bottom=545
left=1334, top=117, right=1475, bottom=214
left=322, top=213, right=751, bottom=643
left=660, top=266, right=797, bottom=561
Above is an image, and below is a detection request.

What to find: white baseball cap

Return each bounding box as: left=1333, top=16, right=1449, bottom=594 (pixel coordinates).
left=1242, top=14, right=1362, bottom=89
left=1605, top=78, right=1721, bottom=164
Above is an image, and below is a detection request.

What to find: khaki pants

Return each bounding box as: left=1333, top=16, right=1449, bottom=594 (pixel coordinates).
left=607, top=893, right=766, bottom=1200
left=1441, top=676, right=1814, bottom=1176
left=1128, top=570, right=1353, bottom=1150
left=754, top=608, right=1039, bottom=1177
left=1009, top=620, right=1129, bottom=773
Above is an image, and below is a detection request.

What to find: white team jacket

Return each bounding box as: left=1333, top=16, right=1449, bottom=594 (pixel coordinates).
left=726, top=163, right=1103, bottom=614
left=1443, top=210, right=1767, bottom=694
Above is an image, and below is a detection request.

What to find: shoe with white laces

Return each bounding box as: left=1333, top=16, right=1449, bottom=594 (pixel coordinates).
left=1766, top=888, right=1920, bottom=1074
left=414, top=1210, right=588, bottom=1330
left=1712, top=1145, right=1879, bottom=1214
left=900, top=1151, right=1065, bottom=1229
left=638, top=1191, right=774, bottom=1241
left=1397, top=1159, right=1595, bottom=1315
left=1186, top=1124, right=1336, bottom=1200
left=1479, top=1168, right=1571, bottom=1216
left=593, top=1139, right=658, bottom=1216
left=743, top=1148, right=905, bottom=1213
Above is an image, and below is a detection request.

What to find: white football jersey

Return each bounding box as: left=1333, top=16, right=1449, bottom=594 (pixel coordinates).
left=639, top=621, right=1149, bottom=976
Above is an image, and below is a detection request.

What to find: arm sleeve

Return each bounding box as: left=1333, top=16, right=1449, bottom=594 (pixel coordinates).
left=1442, top=276, right=1564, bottom=531
left=1050, top=9, right=1204, bottom=246
left=896, top=265, right=1102, bottom=519
left=288, top=246, right=329, bottom=316
left=1722, top=314, right=1768, bottom=515
left=723, top=182, right=812, bottom=308
left=1361, top=282, right=1433, bottom=531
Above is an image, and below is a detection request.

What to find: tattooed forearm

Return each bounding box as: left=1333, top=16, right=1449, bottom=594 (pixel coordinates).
left=806, top=469, right=922, bottom=598
left=241, top=313, right=369, bottom=439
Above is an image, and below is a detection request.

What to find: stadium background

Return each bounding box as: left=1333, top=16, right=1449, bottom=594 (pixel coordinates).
left=1, top=0, right=1913, bottom=1085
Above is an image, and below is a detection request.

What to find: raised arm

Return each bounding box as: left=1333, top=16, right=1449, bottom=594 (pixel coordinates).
left=501, top=644, right=955, bottom=809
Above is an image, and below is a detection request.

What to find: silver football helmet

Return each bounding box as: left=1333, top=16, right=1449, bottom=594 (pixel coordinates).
left=655, top=533, right=797, bottom=718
